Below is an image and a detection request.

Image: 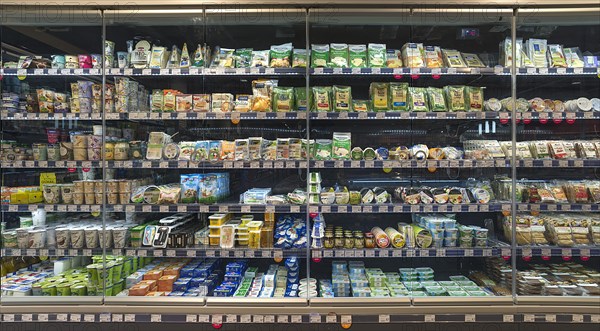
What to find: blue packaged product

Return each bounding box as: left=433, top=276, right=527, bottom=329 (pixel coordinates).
left=285, top=257, right=298, bottom=269
left=213, top=286, right=231, bottom=297
left=180, top=174, right=200, bottom=203
left=292, top=236, right=307, bottom=248
left=287, top=276, right=299, bottom=285
left=287, top=270, right=299, bottom=279
left=287, top=283, right=299, bottom=291
left=168, top=291, right=185, bottom=296
left=180, top=268, right=195, bottom=278
left=173, top=279, right=191, bottom=292
left=224, top=273, right=243, bottom=283
left=190, top=278, right=205, bottom=288
left=183, top=291, right=199, bottom=297
left=285, top=290, right=298, bottom=297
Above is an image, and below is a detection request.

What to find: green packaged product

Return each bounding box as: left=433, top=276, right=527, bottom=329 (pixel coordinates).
left=408, top=87, right=429, bottom=112
left=349, top=44, right=367, bottom=68
left=349, top=191, right=362, bottom=205
left=427, top=87, right=447, bottom=112
left=363, top=147, right=377, bottom=160
left=368, top=43, right=386, bottom=67
left=272, top=86, right=294, bottom=112
left=466, top=86, right=484, bottom=112
left=351, top=147, right=363, bottom=160
left=389, top=82, right=409, bottom=111
left=333, top=85, right=352, bottom=112
left=294, top=87, right=310, bottom=111
left=370, top=82, right=389, bottom=111
left=269, top=43, right=292, bottom=68
left=330, top=43, right=349, bottom=68
left=312, top=86, right=331, bottom=112
left=352, top=100, right=370, bottom=112
left=235, top=48, right=253, bottom=68
left=332, top=132, right=351, bottom=160
left=444, top=85, right=467, bottom=111
left=315, top=139, right=332, bottom=160
left=292, top=49, right=308, bottom=68
left=311, top=44, right=330, bottom=68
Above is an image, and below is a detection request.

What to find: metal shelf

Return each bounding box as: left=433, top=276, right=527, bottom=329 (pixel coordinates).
left=0, top=248, right=305, bottom=258
left=0, top=204, right=305, bottom=213
left=1, top=312, right=598, bottom=324
left=311, top=246, right=505, bottom=258
left=2, top=67, right=598, bottom=77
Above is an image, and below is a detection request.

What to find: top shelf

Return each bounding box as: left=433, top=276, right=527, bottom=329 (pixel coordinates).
left=1, top=67, right=599, bottom=77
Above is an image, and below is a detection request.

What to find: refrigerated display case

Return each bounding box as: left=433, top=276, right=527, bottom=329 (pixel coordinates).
left=1, top=2, right=599, bottom=327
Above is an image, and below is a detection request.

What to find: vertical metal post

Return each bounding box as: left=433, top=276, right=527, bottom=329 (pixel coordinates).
left=100, top=8, right=108, bottom=302
left=510, top=7, right=518, bottom=305
left=304, top=7, right=311, bottom=303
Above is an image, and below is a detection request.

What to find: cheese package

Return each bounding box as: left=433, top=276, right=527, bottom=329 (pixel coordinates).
left=526, top=39, right=548, bottom=68
left=149, top=46, right=170, bottom=69
left=529, top=141, right=550, bottom=158
left=385, top=49, right=402, bottom=68
left=369, top=82, right=389, bottom=111
left=401, top=43, right=424, bottom=68
left=211, top=93, right=234, bottom=112
left=424, top=46, right=443, bottom=68
left=444, top=85, right=467, bottom=111
left=175, top=94, right=192, bottom=112
left=193, top=94, right=211, bottom=112
left=442, top=49, right=467, bottom=68
left=549, top=141, right=568, bottom=159
left=547, top=44, right=567, bottom=68
left=462, top=53, right=486, bottom=68
left=564, top=47, right=585, bottom=68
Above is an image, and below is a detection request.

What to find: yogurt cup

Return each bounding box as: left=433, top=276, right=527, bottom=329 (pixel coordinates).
left=55, top=228, right=71, bottom=248
left=112, top=227, right=128, bottom=248
left=28, top=229, right=47, bottom=248
left=16, top=228, right=30, bottom=249
left=99, top=229, right=113, bottom=249
left=60, top=184, right=74, bottom=204
left=73, top=193, right=85, bottom=205
left=83, top=180, right=96, bottom=193
left=84, top=192, right=96, bottom=205
left=85, top=227, right=99, bottom=248
left=70, top=227, right=85, bottom=248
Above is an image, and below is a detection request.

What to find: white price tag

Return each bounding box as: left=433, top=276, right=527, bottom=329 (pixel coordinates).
left=503, top=315, right=514, bottom=322
left=392, top=250, right=402, bottom=257
left=562, top=248, right=572, bottom=257
left=277, top=315, right=289, bottom=323
left=70, top=314, right=81, bottom=322
left=253, top=315, right=264, bottom=323
left=84, top=314, right=95, bottom=322
left=153, top=250, right=163, bottom=257
left=522, top=247, right=532, bottom=257
left=142, top=205, right=152, bottom=212
left=436, top=249, right=446, bottom=257
left=379, top=315, right=390, bottom=323
left=124, top=314, right=136, bottom=322
left=365, top=250, right=375, bottom=257
left=226, top=314, right=237, bottom=323
left=291, top=315, right=302, bottom=323
left=363, top=205, right=372, bottom=213
left=212, top=315, right=223, bottom=324
left=546, top=314, right=556, bottom=323
left=571, top=314, right=583, bottom=323
left=340, top=315, right=352, bottom=324
left=241, top=205, right=251, bottom=213
left=556, top=68, right=567, bottom=75
left=326, top=314, right=337, bottom=323
left=337, top=205, right=347, bottom=213
left=424, top=315, right=435, bottom=322
left=290, top=206, right=300, bottom=213
left=112, top=314, right=123, bottom=322
left=186, top=314, right=197, bottom=323
left=465, top=314, right=476, bottom=322
left=56, top=314, right=68, bottom=322
left=591, top=315, right=599, bottom=323
left=4, top=315, right=15, bottom=322
left=264, top=315, right=275, bottom=323
left=420, top=250, right=430, bottom=257
left=166, top=250, right=176, bottom=257
left=239, top=315, right=251, bottom=323
left=38, top=314, right=49, bottom=322
left=22, top=314, right=33, bottom=322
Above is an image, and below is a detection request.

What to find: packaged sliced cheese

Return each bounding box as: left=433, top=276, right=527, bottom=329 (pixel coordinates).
left=442, top=49, right=467, bottom=68
left=526, top=39, right=548, bottom=68
left=547, top=44, right=567, bottom=68
left=461, top=53, right=486, bottom=68
left=401, top=43, right=425, bottom=68
left=424, top=46, right=443, bottom=68
left=564, top=47, right=585, bottom=68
